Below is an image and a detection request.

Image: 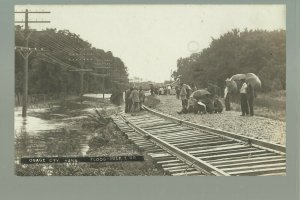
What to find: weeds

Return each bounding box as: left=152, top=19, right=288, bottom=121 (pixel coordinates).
left=87, top=107, right=112, bottom=128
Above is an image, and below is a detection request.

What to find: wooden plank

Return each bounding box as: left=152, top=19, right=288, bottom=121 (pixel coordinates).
left=172, top=171, right=203, bottom=176
left=177, top=140, right=236, bottom=149
left=205, top=153, right=278, bottom=163
left=217, top=158, right=286, bottom=169
left=152, top=132, right=205, bottom=139
left=260, top=173, right=286, bottom=176
left=148, top=127, right=193, bottom=134
left=168, top=168, right=196, bottom=173
left=157, top=159, right=181, bottom=164
left=169, top=137, right=228, bottom=146
left=228, top=167, right=286, bottom=176
left=160, top=134, right=219, bottom=142
left=183, top=143, right=243, bottom=152
left=162, top=162, right=186, bottom=168
left=159, top=133, right=218, bottom=140
left=188, top=144, right=246, bottom=154
left=133, top=119, right=164, bottom=125
left=210, top=155, right=285, bottom=166
left=222, top=163, right=286, bottom=173
left=193, top=147, right=256, bottom=158
left=143, top=123, right=180, bottom=129
left=163, top=165, right=189, bottom=171
left=143, top=123, right=179, bottom=129
left=148, top=153, right=171, bottom=158
left=200, top=150, right=267, bottom=160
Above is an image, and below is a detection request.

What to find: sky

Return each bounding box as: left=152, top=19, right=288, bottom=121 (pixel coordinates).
left=15, top=5, right=286, bottom=82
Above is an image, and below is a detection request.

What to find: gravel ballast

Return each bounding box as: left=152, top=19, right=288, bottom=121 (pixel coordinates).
left=150, top=95, right=286, bottom=145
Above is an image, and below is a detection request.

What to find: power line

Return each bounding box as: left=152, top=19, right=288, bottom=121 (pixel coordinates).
left=14, top=9, right=50, bottom=117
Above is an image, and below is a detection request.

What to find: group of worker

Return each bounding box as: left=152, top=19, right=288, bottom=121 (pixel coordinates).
left=149, top=84, right=173, bottom=95
left=177, top=83, right=223, bottom=115
left=224, top=78, right=256, bottom=116
left=124, top=86, right=145, bottom=115
left=125, top=79, right=255, bottom=117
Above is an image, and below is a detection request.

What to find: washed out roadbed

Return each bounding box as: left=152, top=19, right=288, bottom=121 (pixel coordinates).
left=145, top=95, right=286, bottom=145
left=15, top=97, right=165, bottom=176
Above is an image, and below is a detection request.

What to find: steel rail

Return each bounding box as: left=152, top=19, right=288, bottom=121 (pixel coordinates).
left=142, top=105, right=286, bottom=154
left=120, top=115, right=230, bottom=176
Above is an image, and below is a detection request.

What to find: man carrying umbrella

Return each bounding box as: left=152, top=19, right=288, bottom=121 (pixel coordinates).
left=240, top=79, right=249, bottom=116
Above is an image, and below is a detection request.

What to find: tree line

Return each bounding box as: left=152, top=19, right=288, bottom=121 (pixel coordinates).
left=15, top=26, right=129, bottom=99
left=172, top=29, right=286, bottom=93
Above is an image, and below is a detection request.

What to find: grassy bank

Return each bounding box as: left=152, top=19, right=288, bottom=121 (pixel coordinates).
left=230, top=90, right=285, bottom=121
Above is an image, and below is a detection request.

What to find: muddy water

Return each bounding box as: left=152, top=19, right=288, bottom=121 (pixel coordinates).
left=15, top=98, right=119, bottom=161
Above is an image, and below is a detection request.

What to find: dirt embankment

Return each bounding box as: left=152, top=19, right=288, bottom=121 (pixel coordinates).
left=15, top=97, right=165, bottom=176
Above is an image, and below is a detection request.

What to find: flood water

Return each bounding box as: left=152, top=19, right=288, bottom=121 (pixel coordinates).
left=15, top=95, right=118, bottom=162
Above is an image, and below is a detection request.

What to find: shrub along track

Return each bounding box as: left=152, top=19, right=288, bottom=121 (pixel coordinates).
left=112, top=106, right=286, bottom=176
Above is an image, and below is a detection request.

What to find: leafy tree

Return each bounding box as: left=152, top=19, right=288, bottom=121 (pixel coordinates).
left=173, top=29, right=286, bottom=92
left=15, top=28, right=129, bottom=101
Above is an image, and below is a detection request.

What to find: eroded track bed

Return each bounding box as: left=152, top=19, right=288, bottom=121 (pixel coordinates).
left=112, top=107, right=286, bottom=176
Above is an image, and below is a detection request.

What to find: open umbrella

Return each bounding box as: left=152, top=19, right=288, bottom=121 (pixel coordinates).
left=191, top=89, right=211, bottom=100
left=230, top=74, right=246, bottom=81
left=230, top=73, right=261, bottom=89
left=245, top=73, right=261, bottom=88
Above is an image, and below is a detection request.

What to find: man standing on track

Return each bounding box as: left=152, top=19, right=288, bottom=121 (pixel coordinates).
left=129, top=86, right=140, bottom=115
left=240, top=79, right=249, bottom=116
left=139, top=86, right=145, bottom=111
left=125, top=87, right=133, bottom=113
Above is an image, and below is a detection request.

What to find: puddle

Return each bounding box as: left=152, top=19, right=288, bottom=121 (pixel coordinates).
left=15, top=110, right=63, bottom=136
left=83, top=93, right=112, bottom=99
left=14, top=99, right=100, bottom=159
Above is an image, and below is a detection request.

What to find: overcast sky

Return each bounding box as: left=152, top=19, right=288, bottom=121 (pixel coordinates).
left=15, top=5, right=285, bottom=82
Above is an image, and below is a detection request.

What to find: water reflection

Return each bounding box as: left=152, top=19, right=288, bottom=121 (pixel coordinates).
left=15, top=101, right=94, bottom=159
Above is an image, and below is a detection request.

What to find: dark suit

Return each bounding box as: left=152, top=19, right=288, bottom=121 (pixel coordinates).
left=246, top=84, right=255, bottom=116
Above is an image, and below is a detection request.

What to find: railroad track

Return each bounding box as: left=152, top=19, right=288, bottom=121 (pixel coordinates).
left=112, top=106, right=286, bottom=176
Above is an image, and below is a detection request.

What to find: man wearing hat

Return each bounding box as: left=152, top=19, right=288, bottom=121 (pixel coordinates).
left=240, top=79, right=249, bottom=116
left=129, top=86, right=140, bottom=115
left=125, top=87, right=133, bottom=113
left=177, top=83, right=188, bottom=114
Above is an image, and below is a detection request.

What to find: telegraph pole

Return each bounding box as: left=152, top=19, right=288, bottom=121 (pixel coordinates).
left=68, top=49, right=94, bottom=103
left=69, top=49, right=112, bottom=101
left=15, top=9, right=50, bottom=117
left=93, top=59, right=111, bottom=99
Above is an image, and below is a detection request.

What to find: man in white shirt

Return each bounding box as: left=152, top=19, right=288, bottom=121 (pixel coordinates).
left=240, top=79, right=249, bottom=116
left=167, top=85, right=171, bottom=95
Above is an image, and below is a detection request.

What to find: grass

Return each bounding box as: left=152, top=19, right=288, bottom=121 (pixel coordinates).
left=229, top=90, right=286, bottom=121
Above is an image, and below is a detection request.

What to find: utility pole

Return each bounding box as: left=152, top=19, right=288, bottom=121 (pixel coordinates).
left=93, top=59, right=111, bottom=99
left=68, top=49, right=94, bottom=103
left=69, top=49, right=112, bottom=101
left=15, top=9, right=50, bottom=117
